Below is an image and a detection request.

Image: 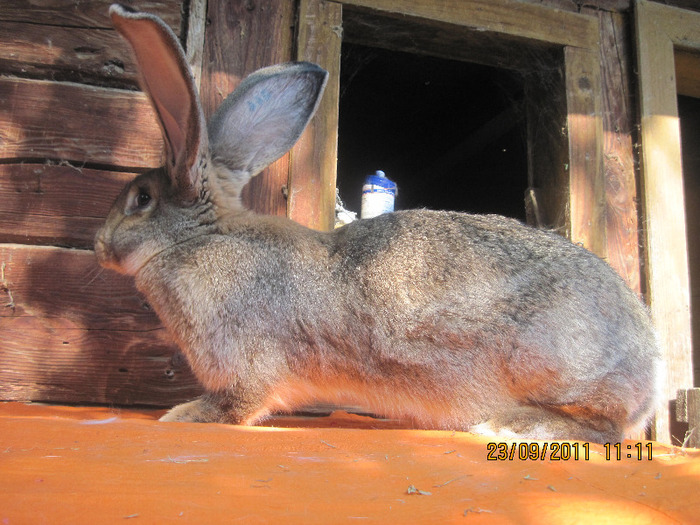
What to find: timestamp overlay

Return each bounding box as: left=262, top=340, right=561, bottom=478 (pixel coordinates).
left=486, top=442, right=654, bottom=461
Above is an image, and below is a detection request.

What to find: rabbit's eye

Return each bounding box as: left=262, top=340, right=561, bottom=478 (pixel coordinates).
left=136, top=192, right=151, bottom=208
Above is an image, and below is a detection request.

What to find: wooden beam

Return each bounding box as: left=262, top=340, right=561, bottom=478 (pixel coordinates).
left=676, top=388, right=700, bottom=448
left=0, top=0, right=182, bottom=31
left=0, top=22, right=140, bottom=87
left=0, top=244, right=200, bottom=406
left=564, top=46, right=607, bottom=259
left=289, top=0, right=343, bottom=231
left=332, top=0, right=599, bottom=49
left=635, top=0, right=698, bottom=444
left=341, top=6, right=557, bottom=72
left=0, top=164, right=133, bottom=249
left=0, top=77, right=162, bottom=168
left=185, top=0, right=208, bottom=93
left=199, top=0, right=295, bottom=216
left=588, top=9, right=641, bottom=294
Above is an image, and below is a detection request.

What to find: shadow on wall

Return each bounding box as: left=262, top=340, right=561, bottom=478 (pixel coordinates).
left=0, top=5, right=201, bottom=407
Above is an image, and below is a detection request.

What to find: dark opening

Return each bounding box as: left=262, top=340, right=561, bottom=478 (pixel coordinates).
left=679, top=94, right=700, bottom=386
left=337, top=43, right=528, bottom=220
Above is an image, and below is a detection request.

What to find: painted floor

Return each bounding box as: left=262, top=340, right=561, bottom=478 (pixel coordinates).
left=0, top=402, right=698, bottom=524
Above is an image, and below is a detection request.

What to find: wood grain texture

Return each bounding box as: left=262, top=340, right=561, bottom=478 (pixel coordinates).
left=341, top=6, right=556, bottom=72
left=635, top=0, right=697, bottom=444
left=289, top=0, right=342, bottom=231
left=0, top=244, right=200, bottom=406
left=333, top=0, right=599, bottom=49
left=593, top=10, right=641, bottom=294
left=564, top=46, right=607, bottom=259
left=676, top=388, right=700, bottom=447
left=0, top=163, right=133, bottom=249
left=0, top=77, right=162, bottom=167
left=0, top=0, right=182, bottom=32
left=200, top=0, right=295, bottom=216
left=185, top=0, right=208, bottom=93
left=586, top=10, right=645, bottom=431
left=0, top=21, right=142, bottom=87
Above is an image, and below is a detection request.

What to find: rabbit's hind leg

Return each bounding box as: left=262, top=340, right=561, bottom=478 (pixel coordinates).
left=159, top=388, right=270, bottom=425
left=469, top=405, right=622, bottom=444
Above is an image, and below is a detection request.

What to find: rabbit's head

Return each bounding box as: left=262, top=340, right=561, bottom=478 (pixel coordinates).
left=95, top=4, right=328, bottom=275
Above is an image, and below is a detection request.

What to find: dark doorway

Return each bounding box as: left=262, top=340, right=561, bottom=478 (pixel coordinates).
left=337, top=43, right=528, bottom=220
left=679, top=94, right=700, bottom=386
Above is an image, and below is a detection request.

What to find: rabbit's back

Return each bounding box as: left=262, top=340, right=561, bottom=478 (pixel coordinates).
left=332, top=209, right=657, bottom=368
left=323, top=209, right=658, bottom=437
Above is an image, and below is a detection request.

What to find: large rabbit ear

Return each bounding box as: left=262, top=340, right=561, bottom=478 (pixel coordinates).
left=207, top=63, right=328, bottom=179
left=110, top=4, right=205, bottom=203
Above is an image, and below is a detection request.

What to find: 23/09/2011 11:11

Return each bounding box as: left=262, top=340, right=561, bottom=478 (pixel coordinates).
left=486, top=442, right=653, bottom=461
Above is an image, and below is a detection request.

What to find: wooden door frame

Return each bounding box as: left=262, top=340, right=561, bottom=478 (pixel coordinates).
left=292, top=0, right=606, bottom=257
left=634, top=0, right=699, bottom=443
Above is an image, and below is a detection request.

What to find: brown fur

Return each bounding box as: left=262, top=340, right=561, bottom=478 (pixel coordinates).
left=94, top=5, right=661, bottom=444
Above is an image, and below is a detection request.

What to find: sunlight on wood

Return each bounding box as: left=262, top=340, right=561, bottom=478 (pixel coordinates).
left=1, top=403, right=698, bottom=524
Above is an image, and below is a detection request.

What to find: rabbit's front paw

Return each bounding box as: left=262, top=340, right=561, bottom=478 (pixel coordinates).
left=159, top=398, right=219, bottom=423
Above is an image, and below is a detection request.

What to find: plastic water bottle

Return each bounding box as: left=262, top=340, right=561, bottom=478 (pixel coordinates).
left=361, top=170, right=397, bottom=219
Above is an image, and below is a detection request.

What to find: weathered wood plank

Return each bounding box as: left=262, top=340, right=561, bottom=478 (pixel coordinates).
left=525, top=0, right=631, bottom=10
left=289, top=0, right=342, bottom=231
left=0, top=21, right=140, bottom=87
left=635, top=0, right=696, bottom=444
left=200, top=0, right=295, bottom=216
left=676, top=388, right=700, bottom=448
left=591, top=9, right=641, bottom=294
left=587, top=8, right=645, bottom=440
left=341, top=6, right=556, bottom=72
left=0, top=244, right=200, bottom=406
left=185, top=0, right=208, bottom=93
left=0, top=163, right=133, bottom=248
left=564, top=46, right=607, bottom=259
left=333, top=0, right=599, bottom=49
left=0, top=77, right=162, bottom=167
left=0, top=0, right=182, bottom=33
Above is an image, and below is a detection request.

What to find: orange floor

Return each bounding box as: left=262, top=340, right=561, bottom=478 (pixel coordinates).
left=1, top=402, right=699, bottom=524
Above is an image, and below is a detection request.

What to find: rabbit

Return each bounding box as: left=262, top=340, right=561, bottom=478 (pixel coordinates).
left=95, top=4, right=661, bottom=444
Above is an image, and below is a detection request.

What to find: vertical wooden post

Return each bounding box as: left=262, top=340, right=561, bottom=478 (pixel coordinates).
left=290, top=0, right=343, bottom=231
left=524, top=42, right=606, bottom=263
left=185, top=0, right=207, bottom=93
left=594, top=9, right=641, bottom=295
left=584, top=7, right=645, bottom=440
left=564, top=46, right=607, bottom=260
left=635, top=0, right=695, bottom=444
left=199, top=0, right=296, bottom=216
left=676, top=388, right=700, bottom=448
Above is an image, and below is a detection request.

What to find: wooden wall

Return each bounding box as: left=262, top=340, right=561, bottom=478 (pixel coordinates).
left=0, top=0, right=309, bottom=406
left=0, top=0, right=198, bottom=405
left=0, top=0, right=697, bottom=444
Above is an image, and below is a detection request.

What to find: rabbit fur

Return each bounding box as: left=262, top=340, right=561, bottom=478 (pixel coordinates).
left=95, top=5, right=661, bottom=443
